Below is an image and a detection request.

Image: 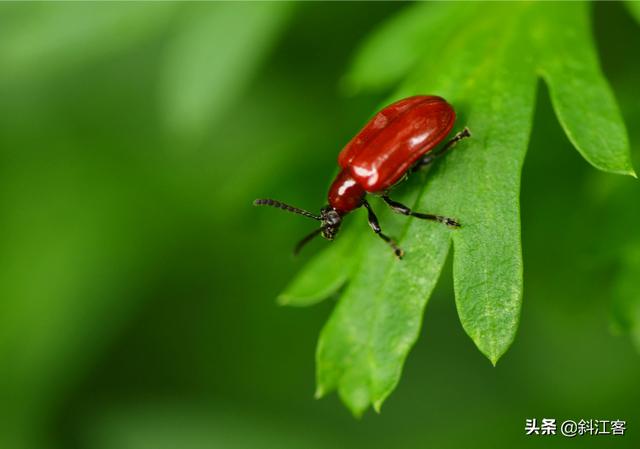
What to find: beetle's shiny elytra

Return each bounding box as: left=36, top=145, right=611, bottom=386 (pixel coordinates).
left=254, top=95, right=471, bottom=259
left=330, top=95, right=455, bottom=213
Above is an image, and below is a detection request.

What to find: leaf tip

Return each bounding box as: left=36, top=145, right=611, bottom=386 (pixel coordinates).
left=478, top=344, right=504, bottom=367
left=373, top=399, right=384, bottom=414
left=349, top=406, right=367, bottom=420
left=276, top=294, right=289, bottom=306
left=607, top=165, right=638, bottom=179
left=314, top=385, right=325, bottom=399
left=487, top=345, right=511, bottom=366
left=483, top=347, right=506, bottom=367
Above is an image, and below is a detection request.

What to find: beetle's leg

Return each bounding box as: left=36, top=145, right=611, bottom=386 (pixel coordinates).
left=412, top=127, right=471, bottom=172
left=293, top=227, right=324, bottom=256
left=382, top=196, right=460, bottom=228
left=362, top=200, right=404, bottom=259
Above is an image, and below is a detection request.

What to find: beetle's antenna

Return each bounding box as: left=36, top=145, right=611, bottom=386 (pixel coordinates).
left=253, top=199, right=321, bottom=221
left=294, top=227, right=324, bottom=256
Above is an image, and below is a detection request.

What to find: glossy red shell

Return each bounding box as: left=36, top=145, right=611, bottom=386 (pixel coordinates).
left=338, top=95, right=455, bottom=192
left=327, top=169, right=366, bottom=214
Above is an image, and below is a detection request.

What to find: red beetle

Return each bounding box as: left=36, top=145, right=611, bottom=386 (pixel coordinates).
left=254, top=95, right=470, bottom=258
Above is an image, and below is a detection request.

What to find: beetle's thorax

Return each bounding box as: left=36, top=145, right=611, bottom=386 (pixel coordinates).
left=327, top=169, right=366, bottom=214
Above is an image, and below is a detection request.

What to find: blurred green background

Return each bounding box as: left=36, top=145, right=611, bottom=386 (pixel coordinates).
left=0, top=2, right=638, bottom=448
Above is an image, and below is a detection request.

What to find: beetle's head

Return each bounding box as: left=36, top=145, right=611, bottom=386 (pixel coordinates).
left=253, top=198, right=344, bottom=255
left=320, top=206, right=342, bottom=241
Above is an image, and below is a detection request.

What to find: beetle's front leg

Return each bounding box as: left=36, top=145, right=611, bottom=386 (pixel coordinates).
left=362, top=200, right=404, bottom=259
left=412, top=127, right=471, bottom=172
left=382, top=196, right=460, bottom=228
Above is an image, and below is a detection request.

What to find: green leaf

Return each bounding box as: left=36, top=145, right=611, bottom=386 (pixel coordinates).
left=278, top=220, right=363, bottom=307
left=283, top=1, right=635, bottom=415
left=160, top=2, right=292, bottom=141
left=316, top=3, right=535, bottom=416
left=315, top=213, right=451, bottom=416
left=534, top=3, right=635, bottom=176
left=445, top=27, right=535, bottom=366
left=344, top=3, right=476, bottom=94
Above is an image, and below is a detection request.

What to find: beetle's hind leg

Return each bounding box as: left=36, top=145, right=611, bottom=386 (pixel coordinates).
left=412, top=127, right=471, bottom=172
left=362, top=200, right=404, bottom=259
left=382, top=196, right=460, bottom=228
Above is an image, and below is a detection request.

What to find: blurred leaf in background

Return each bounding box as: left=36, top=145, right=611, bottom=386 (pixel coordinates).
left=160, top=2, right=292, bottom=142
left=0, top=2, right=293, bottom=447
left=596, top=3, right=640, bottom=354
left=0, top=3, right=176, bottom=83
